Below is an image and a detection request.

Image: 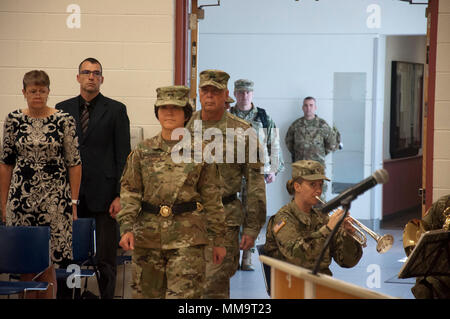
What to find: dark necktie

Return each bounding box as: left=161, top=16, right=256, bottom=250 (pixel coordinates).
left=81, top=101, right=90, bottom=135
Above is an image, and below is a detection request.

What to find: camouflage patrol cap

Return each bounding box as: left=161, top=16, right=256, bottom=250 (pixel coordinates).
left=199, top=69, right=230, bottom=90
left=292, top=160, right=330, bottom=181
left=155, top=85, right=190, bottom=107
left=226, top=96, right=235, bottom=103
left=234, top=79, right=254, bottom=92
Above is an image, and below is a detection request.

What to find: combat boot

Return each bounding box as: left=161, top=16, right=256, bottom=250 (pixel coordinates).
left=240, top=250, right=255, bottom=271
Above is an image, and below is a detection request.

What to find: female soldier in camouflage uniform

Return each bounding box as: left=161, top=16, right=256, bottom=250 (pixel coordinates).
left=117, top=85, right=226, bottom=298
left=264, top=160, right=362, bottom=276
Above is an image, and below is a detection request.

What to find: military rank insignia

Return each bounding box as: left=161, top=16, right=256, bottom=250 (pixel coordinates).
left=273, top=220, right=286, bottom=234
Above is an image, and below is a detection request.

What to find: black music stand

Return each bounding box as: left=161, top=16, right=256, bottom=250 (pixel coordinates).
left=398, top=229, right=450, bottom=279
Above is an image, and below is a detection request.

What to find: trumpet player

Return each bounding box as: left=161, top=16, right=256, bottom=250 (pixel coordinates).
left=264, top=160, right=363, bottom=276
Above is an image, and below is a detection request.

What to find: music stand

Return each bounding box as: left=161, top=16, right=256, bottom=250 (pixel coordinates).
left=398, top=229, right=450, bottom=279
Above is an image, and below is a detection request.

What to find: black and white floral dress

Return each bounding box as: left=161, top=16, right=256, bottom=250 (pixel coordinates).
left=0, top=109, right=81, bottom=263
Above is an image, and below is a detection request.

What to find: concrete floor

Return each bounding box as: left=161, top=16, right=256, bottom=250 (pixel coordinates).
left=0, top=210, right=416, bottom=300
left=230, top=226, right=415, bottom=299
left=112, top=212, right=416, bottom=299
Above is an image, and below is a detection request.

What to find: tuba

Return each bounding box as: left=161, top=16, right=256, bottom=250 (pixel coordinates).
left=402, top=218, right=427, bottom=257
left=403, top=205, right=450, bottom=257
left=443, top=206, right=450, bottom=231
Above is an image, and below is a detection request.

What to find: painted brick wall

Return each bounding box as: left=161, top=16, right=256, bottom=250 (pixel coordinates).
left=0, top=0, right=175, bottom=142
left=434, top=1, right=450, bottom=200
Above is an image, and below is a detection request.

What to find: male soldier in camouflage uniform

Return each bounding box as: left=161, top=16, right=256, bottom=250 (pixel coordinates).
left=264, top=160, right=362, bottom=276
left=410, top=194, right=450, bottom=299
left=117, top=85, right=226, bottom=299
left=229, top=79, right=285, bottom=271
left=285, top=96, right=341, bottom=197
left=186, top=70, right=267, bottom=298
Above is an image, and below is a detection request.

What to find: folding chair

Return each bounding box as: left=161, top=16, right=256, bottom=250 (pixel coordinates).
left=256, top=244, right=271, bottom=297
left=55, top=218, right=100, bottom=298
left=0, top=226, right=52, bottom=298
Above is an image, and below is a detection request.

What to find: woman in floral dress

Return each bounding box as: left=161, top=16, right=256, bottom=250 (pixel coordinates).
left=0, top=70, right=82, bottom=266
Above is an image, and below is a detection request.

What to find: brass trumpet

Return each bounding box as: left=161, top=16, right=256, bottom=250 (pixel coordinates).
left=315, top=196, right=394, bottom=253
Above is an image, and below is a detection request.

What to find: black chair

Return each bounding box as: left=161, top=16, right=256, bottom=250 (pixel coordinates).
left=0, top=226, right=53, bottom=298
left=55, top=218, right=100, bottom=298
left=256, top=244, right=271, bottom=297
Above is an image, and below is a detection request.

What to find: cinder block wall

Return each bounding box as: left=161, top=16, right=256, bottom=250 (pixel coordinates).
left=434, top=1, right=450, bottom=200
left=0, top=0, right=175, bottom=143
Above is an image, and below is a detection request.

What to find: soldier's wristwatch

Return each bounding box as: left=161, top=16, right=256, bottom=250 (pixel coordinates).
left=71, top=199, right=80, bottom=205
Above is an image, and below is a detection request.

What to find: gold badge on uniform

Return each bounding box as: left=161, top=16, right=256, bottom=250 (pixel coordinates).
left=273, top=220, right=286, bottom=234
left=159, top=205, right=172, bottom=217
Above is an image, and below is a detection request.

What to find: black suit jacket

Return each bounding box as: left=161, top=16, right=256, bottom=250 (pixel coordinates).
left=56, top=93, right=131, bottom=213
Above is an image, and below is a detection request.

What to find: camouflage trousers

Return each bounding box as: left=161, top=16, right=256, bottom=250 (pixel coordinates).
left=412, top=276, right=450, bottom=299
left=203, top=226, right=240, bottom=299
left=131, top=245, right=206, bottom=299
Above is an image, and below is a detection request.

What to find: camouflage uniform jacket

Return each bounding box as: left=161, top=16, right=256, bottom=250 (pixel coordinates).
left=285, top=115, right=340, bottom=165
left=117, top=133, right=226, bottom=249
left=264, top=200, right=362, bottom=276
left=229, top=104, right=285, bottom=175
left=411, top=194, right=450, bottom=298
left=186, top=110, right=266, bottom=239
left=422, top=194, right=450, bottom=230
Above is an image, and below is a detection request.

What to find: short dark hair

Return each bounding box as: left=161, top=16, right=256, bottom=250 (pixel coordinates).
left=303, top=96, right=316, bottom=104
left=154, top=103, right=194, bottom=126
left=78, top=57, right=103, bottom=74
left=23, top=70, right=50, bottom=90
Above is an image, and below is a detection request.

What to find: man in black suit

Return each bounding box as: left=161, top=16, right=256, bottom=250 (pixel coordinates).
left=56, top=57, right=131, bottom=299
